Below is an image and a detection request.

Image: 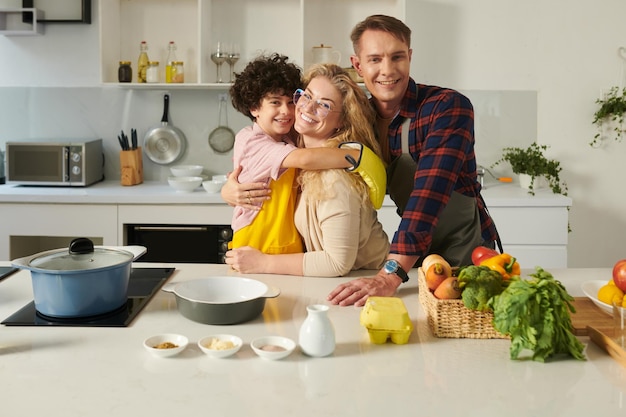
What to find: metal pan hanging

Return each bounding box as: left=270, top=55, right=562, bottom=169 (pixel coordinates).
left=144, top=94, right=187, bottom=165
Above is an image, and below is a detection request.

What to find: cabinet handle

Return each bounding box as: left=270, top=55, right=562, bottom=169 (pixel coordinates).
left=131, top=226, right=212, bottom=232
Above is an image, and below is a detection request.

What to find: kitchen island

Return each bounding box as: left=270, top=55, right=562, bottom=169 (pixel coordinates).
left=0, top=262, right=623, bottom=416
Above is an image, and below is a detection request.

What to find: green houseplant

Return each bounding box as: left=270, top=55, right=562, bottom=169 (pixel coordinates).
left=492, top=143, right=568, bottom=196
left=591, top=86, right=626, bottom=147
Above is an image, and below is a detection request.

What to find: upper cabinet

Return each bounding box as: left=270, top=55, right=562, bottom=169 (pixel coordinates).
left=99, top=0, right=406, bottom=88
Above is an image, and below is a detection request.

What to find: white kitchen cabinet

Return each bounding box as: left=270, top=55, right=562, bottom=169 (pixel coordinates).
left=0, top=204, right=117, bottom=260
left=99, top=0, right=405, bottom=87
left=377, top=186, right=572, bottom=269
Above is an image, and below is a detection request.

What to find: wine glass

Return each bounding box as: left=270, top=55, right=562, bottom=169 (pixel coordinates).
left=226, top=43, right=240, bottom=83
left=210, top=41, right=228, bottom=83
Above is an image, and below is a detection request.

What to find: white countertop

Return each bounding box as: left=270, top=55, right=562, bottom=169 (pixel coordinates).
left=0, top=263, right=622, bottom=416
left=0, top=180, right=572, bottom=207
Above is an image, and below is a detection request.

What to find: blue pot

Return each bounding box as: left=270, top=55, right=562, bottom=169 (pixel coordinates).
left=12, top=238, right=146, bottom=318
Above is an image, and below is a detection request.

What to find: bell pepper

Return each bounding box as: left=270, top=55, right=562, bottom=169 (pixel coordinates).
left=479, top=253, right=521, bottom=280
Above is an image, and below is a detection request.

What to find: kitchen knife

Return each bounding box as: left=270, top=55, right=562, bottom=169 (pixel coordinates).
left=131, top=129, right=137, bottom=150
left=118, top=135, right=127, bottom=151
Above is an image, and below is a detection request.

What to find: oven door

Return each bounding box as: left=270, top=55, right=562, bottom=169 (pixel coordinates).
left=125, top=224, right=232, bottom=264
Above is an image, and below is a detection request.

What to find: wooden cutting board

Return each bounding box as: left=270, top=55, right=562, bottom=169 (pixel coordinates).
left=570, top=297, right=614, bottom=337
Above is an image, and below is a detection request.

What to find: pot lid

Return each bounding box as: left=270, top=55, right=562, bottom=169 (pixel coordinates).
left=28, top=238, right=133, bottom=272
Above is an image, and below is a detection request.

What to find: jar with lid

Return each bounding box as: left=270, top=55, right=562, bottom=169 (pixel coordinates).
left=146, top=61, right=159, bottom=83
left=118, top=61, right=132, bottom=83
left=172, top=61, right=184, bottom=83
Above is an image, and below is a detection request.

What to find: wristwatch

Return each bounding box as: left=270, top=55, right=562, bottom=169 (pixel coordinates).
left=383, top=259, right=409, bottom=283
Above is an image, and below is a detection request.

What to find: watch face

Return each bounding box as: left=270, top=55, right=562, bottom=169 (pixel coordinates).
left=384, top=259, right=398, bottom=273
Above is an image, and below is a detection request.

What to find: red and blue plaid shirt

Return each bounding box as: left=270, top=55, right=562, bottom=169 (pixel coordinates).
left=386, top=79, right=499, bottom=257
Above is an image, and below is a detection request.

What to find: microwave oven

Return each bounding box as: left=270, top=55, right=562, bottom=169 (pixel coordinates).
left=6, top=139, right=104, bottom=187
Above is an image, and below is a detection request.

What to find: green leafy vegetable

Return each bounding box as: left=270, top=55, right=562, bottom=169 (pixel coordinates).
left=457, top=265, right=507, bottom=312
left=489, top=267, right=586, bottom=362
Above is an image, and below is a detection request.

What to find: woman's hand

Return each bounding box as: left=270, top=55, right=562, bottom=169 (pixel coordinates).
left=224, top=246, right=266, bottom=273
left=220, top=165, right=271, bottom=209
left=327, top=272, right=401, bottom=307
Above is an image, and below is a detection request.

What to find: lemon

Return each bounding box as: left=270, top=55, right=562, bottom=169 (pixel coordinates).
left=597, top=284, right=624, bottom=305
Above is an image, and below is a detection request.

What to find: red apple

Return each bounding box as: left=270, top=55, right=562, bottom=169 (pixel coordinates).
left=612, top=259, right=626, bottom=292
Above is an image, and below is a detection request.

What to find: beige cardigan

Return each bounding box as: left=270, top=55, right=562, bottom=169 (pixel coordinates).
left=295, top=169, right=390, bottom=277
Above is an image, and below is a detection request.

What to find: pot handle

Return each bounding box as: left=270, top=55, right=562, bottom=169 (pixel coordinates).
left=263, top=286, right=281, bottom=299
left=161, top=282, right=177, bottom=293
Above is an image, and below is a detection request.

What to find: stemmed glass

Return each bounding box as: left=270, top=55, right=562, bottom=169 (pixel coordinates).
left=226, top=43, right=240, bottom=83
left=210, top=41, right=228, bottom=83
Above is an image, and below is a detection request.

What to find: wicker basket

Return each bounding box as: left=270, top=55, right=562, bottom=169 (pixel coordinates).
left=418, top=269, right=507, bottom=339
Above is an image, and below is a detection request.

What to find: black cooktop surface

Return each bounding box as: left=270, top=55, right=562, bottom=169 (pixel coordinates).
left=0, top=266, right=19, bottom=282
left=1, top=267, right=175, bottom=327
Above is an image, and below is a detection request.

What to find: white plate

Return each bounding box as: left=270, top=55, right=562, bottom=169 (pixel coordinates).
left=581, top=280, right=613, bottom=316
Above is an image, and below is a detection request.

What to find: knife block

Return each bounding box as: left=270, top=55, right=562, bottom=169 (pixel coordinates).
left=120, top=148, right=143, bottom=186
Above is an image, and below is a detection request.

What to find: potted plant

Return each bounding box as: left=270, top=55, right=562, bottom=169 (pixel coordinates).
left=591, top=86, right=626, bottom=147
left=491, top=143, right=568, bottom=196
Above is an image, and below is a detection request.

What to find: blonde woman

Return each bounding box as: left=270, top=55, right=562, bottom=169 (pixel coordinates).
left=224, top=64, right=389, bottom=276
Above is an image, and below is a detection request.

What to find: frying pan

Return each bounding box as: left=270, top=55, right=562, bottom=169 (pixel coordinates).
left=208, top=95, right=235, bottom=153
left=144, top=94, right=187, bottom=165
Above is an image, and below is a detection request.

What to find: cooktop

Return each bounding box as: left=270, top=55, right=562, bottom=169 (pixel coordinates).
left=1, top=267, right=175, bottom=327
left=0, top=266, right=18, bottom=282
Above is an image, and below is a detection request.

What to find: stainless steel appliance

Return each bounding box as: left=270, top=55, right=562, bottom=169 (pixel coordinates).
left=125, top=224, right=232, bottom=264
left=6, top=139, right=104, bottom=186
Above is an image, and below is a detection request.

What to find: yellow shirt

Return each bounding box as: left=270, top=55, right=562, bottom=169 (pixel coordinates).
left=231, top=167, right=303, bottom=254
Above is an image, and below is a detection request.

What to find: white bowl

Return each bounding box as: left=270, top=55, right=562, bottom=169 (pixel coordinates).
left=168, top=176, right=203, bottom=192
left=202, top=180, right=224, bottom=194
left=143, top=334, right=188, bottom=357
left=581, top=280, right=613, bottom=316
left=198, top=334, right=243, bottom=358
left=170, top=165, right=204, bottom=177
left=251, top=336, right=296, bottom=360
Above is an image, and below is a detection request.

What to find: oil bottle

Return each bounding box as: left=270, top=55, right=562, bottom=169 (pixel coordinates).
left=137, top=41, right=149, bottom=83
left=165, top=41, right=177, bottom=83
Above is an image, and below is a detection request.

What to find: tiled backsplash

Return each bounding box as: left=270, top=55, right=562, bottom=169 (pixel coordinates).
left=0, top=87, right=536, bottom=182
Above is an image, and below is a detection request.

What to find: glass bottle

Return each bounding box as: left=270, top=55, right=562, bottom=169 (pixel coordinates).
left=165, top=41, right=177, bottom=83
left=298, top=304, right=335, bottom=357
left=137, top=41, right=149, bottom=83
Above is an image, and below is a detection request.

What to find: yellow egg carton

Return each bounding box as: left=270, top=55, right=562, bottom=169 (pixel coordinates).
left=360, top=296, right=413, bottom=344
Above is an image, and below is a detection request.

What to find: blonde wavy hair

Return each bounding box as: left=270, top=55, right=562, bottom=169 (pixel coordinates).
left=297, top=64, right=382, bottom=204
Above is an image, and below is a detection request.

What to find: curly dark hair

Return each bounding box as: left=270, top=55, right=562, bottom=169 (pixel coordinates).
left=229, top=53, right=302, bottom=121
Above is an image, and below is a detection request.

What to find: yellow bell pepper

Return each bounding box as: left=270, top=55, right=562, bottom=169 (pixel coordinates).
left=479, top=253, right=521, bottom=280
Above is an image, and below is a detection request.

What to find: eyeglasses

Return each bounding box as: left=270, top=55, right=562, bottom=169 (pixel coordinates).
left=293, top=89, right=339, bottom=119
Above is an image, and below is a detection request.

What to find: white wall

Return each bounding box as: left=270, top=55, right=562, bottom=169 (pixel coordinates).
left=1, top=0, right=624, bottom=268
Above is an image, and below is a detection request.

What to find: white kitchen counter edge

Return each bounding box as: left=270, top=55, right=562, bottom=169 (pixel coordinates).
left=0, top=180, right=571, bottom=206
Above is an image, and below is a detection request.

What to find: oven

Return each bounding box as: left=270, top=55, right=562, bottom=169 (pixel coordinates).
left=125, top=224, right=232, bottom=264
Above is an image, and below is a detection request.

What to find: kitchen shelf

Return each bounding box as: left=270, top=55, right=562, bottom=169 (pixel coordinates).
left=22, top=0, right=91, bottom=24
left=108, top=82, right=234, bottom=90
left=0, top=8, right=43, bottom=36
left=99, top=0, right=405, bottom=87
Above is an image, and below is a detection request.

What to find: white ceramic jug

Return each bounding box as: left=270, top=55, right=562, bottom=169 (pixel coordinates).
left=299, top=304, right=336, bottom=357
left=311, top=44, right=341, bottom=65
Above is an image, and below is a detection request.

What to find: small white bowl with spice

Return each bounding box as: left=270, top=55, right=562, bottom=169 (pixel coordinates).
left=251, top=336, right=296, bottom=360
left=143, top=333, right=188, bottom=358
left=198, top=334, right=243, bottom=358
